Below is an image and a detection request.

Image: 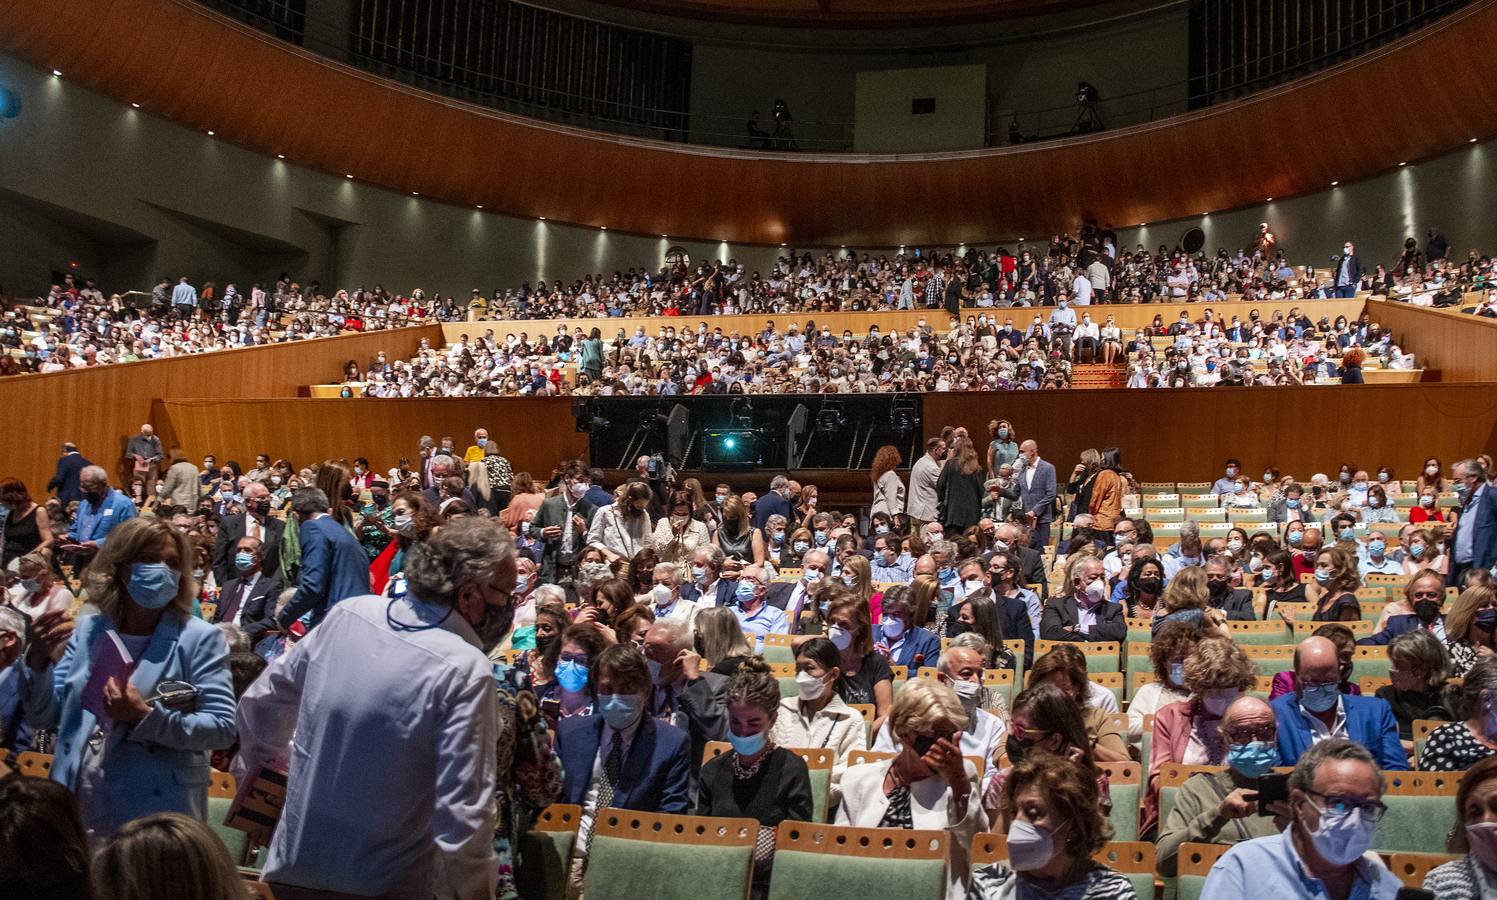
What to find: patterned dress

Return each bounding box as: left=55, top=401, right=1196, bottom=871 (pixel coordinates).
left=491, top=659, right=564, bottom=899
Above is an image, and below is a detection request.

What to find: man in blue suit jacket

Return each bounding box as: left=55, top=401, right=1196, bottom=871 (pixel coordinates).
left=1013, top=440, right=1057, bottom=549
left=46, top=442, right=91, bottom=505
left=556, top=644, right=691, bottom=827
left=1449, top=459, right=1497, bottom=587
left=753, top=476, right=792, bottom=532
left=1271, top=636, right=1409, bottom=770
left=277, top=488, right=371, bottom=632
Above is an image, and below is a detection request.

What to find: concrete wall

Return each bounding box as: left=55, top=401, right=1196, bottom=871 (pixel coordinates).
left=854, top=65, right=988, bottom=154
left=687, top=5, right=1191, bottom=149
left=0, top=52, right=781, bottom=298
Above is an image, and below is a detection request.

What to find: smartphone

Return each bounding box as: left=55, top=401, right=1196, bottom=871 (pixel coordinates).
left=1256, top=772, right=1290, bottom=815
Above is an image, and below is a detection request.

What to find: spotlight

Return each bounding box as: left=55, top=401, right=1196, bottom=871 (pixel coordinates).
left=52, top=69, right=61, bottom=77
left=130, top=102, right=141, bottom=108
left=1330, top=181, right=1339, bottom=186
left=1471, top=137, right=1479, bottom=143
left=276, top=154, right=285, bottom=159
left=206, top=130, right=215, bottom=136
left=346, top=174, right=354, bottom=179
left=703, top=430, right=759, bottom=467
left=411, top=192, right=419, bottom=196
left=476, top=204, right=483, bottom=209
left=890, top=398, right=918, bottom=434
left=815, top=401, right=847, bottom=433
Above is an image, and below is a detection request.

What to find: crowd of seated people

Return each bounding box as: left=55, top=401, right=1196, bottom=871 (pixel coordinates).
left=345, top=306, right=1416, bottom=397
left=9, top=215, right=1482, bottom=379
left=3, top=409, right=1497, bottom=898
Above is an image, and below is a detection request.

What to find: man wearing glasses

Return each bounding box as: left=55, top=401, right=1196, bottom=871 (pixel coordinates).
left=1157, top=695, right=1283, bottom=875
left=1270, top=636, right=1410, bottom=770
left=1200, top=738, right=1403, bottom=899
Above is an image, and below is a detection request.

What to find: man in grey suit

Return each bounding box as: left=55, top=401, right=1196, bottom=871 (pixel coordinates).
left=642, top=618, right=727, bottom=810
left=1014, top=439, right=1057, bottom=549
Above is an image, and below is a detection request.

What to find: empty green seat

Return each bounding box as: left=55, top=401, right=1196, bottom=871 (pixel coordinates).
left=586, top=810, right=756, bottom=900
left=768, top=823, right=947, bottom=900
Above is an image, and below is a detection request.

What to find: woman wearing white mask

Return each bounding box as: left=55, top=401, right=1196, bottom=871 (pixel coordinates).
left=771, top=638, right=866, bottom=804
left=838, top=678, right=985, bottom=900
left=6, top=552, right=75, bottom=624
left=968, top=754, right=1135, bottom=899
left=19, top=517, right=236, bottom=843
left=698, top=658, right=813, bottom=899
left=1424, top=755, right=1497, bottom=897
left=824, top=594, right=893, bottom=734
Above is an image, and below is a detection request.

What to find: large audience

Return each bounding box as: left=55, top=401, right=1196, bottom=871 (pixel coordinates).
left=2, top=416, right=1496, bottom=899
left=5, top=219, right=1494, bottom=381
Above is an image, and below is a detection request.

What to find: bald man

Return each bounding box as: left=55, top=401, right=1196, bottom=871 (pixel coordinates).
left=1013, top=439, right=1056, bottom=548
left=1156, top=695, right=1283, bottom=875
left=1270, top=636, right=1408, bottom=769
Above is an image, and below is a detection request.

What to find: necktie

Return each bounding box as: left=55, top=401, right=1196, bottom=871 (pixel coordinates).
left=221, top=580, right=247, bottom=624
left=597, top=734, right=623, bottom=811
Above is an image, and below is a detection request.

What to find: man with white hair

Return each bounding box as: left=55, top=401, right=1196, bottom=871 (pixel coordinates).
left=871, top=643, right=1006, bottom=794
left=62, top=465, right=137, bottom=558
left=0, top=605, right=31, bottom=753
left=648, top=562, right=700, bottom=628
left=124, top=423, right=164, bottom=498
left=643, top=617, right=728, bottom=806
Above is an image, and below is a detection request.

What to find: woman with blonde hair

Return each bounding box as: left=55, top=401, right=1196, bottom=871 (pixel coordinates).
left=869, top=445, right=906, bottom=519
left=1445, top=583, right=1497, bottom=678
left=93, top=812, right=241, bottom=900
left=499, top=471, right=545, bottom=533
left=1306, top=545, right=1363, bottom=621
left=908, top=573, right=942, bottom=631
left=936, top=436, right=984, bottom=533
left=695, top=605, right=755, bottom=677
left=839, top=553, right=877, bottom=609
left=19, top=517, right=237, bottom=842
left=714, top=495, right=766, bottom=566
left=836, top=678, right=984, bottom=900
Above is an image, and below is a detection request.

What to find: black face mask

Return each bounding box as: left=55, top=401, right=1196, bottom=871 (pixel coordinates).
left=1413, top=600, right=1442, bottom=623
left=535, top=631, right=558, bottom=656
left=1476, top=609, right=1497, bottom=633
left=946, top=619, right=972, bottom=638
left=1137, top=577, right=1164, bottom=595
left=1005, top=735, right=1035, bottom=765
left=1208, top=579, right=1231, bottom=601
left=912, top=733, right=940, bottom=757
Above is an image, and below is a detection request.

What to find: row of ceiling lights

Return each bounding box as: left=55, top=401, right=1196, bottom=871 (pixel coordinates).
left=52, top=69, right=1489, bottom=244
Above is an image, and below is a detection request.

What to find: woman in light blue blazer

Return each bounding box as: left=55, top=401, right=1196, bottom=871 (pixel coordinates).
left=22, top=516, right=237, bottom=842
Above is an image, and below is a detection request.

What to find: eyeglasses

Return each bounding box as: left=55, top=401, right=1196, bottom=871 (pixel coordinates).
left=1009, top=723, right=1050, bottom=742
left=1305, top=789, right=1387, bottom=822
left=1225, top=726, right=1276, bottom=743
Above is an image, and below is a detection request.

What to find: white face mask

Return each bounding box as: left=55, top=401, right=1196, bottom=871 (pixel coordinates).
left=1303, top=802, right=1377, bottom=866
left=794, top=670, right=827, bottom=702
left=828, top=625, right=854, bottom=652
left=1081, top=579, right=1107, bottom=604
left=650, top=584, right=674, bottom=607
left=1006, top=818, right=1057, bottom=871
left=963, top=578, right=985, bottom=595
left=881, top=617, right=906, bottom=640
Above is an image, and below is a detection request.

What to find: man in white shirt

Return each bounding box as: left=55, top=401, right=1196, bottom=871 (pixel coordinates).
left=683, top=546, right=729, bottom=608
left=1071, top=271, right=1093, bottom=306
left=236, top=518, right=518, bottom=899
left=873, top=646, right=1005, bottom=793
left=647, top=562, right=700, bottom=629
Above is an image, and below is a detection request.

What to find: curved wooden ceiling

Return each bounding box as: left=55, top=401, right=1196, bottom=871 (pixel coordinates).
left=4, top=0, right=1497, bottom=247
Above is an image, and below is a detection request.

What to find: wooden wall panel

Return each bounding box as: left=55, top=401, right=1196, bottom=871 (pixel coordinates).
left=156, top=398, right=587, bottom=480
left=1365, top=299, right=1497, bottom=383
left=0, top=325, right=441, bottom=495
left=445, top=299, right=1369, bottom=343
left=133, top=384, right=1497, bottom=494
left=4, top=0, right=1497, bottom=246
left=924, top=383, right=1497, bottom=482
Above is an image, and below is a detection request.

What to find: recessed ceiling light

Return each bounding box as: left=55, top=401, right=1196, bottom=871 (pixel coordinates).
left=538, top=216, right=546, bottom=221
left=346, top=174, right=354, bottom=179
left=206, top=130, right=215, bottom=136
left=130, top=102, right=141, bottom=109
left=661, top=234, right=668, bottom=238
left=51, top=69, right=61, bottom=77
left=780, top=242, right=787, bottom=247
left=1471, top=138, right=1479, bottom=143
left=411, top=192, right=419, bottom=196
left=1265, top=197, right=1273, bottom=202
left=1330, top=181, right=1339, bottom=186
left=476, top=204, right=483, bottom=209
left=276, top=154, right=285, bottom=159
left=1398, top=162, right=1407, bottom=167
left=600, top=226, right=607, bottom=231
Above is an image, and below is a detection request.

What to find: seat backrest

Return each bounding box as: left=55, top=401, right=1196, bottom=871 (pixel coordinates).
left=1359, top=675, right=1392, bottom=695
left=16, top=751, right=52, bottom=778
left=1090, top=672, right=1124, bottom=705
left=1098, top=761, right=1141, bottom=842
left=1412, top=719, right=1444, bottom=766
left=1376, top=771, right=1462, bottom=854
left=1292, top=619, right=1373, bottom=638
left=587, top=810, right=756, bottom=900
left=1093, top=842, right=1158, bottom=899
left=1034, top=640, right=1120, bottom=673
left=1386, top=852, right=1461, bottom=889
left=1176, top=842, right=1232, bottom=900
left=515, top=804, right=582, bottom=900
left=1350, top=645, right=1391, bottom=680
left=768, top=822, right=947, bottom=900
left=849, top=704, right=874, bottom=742
left=1157, top=765, right=1228, bottom=829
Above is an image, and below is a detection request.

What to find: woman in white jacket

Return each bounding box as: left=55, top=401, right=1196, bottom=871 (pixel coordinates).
left=770, top=637, right=867, bottom=806
left=835, top=677, right=985, bottom=900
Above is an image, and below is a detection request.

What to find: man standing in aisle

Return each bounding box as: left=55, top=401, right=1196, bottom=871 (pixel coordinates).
left=1014, top=440, right=1057, bottom=549
left=906, top=436, right=945, bottom=530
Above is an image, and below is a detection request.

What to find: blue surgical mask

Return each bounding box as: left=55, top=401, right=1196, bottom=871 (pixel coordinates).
left=1227, top=740, right=1278, bottom=778
left=1315, top=570, right=1332, bottom=584
left=1287, top=530, right=1303, bottom=545
left=599, top=693, right=644, bottom=731
left=692, top=565, right=708, bottom=585
left=1338, top=527, right=1355, bottom=542
left=1168, top=662, right=1186, bottom=688
left=1300, top=681, right=1340, bottom=713
left=515, top=574, right=529, bottom=594
left=736, top=580, right=760, bottom=604
left=814, top=530, right=828, bottom=546
left=793, top=541, right=809, bottom=554
left=875, top=525, right=889, bottom=535
left=1285, top=498, right=1300, bottom=509
left=939, top=566, right=955, bottom=581
left=1410, top=543, right=1426, bottom=559
left=1368, top=540, right=1385, bottom=557
left=555, top=660, right=590, bottom=693
left=128, top=562, right=179, bottom=610
left=233, top=551, right=255, bottom=571
left=728, top=728, right=767, bottom=757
